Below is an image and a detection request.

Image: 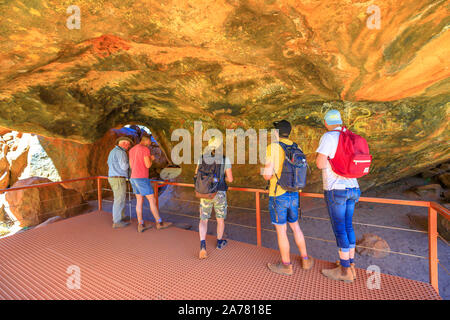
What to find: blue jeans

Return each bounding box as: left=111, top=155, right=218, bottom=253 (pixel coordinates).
left=269, top=192, right=299, bottom=225
left=108, top=177, right=127, bottom=224
left=324, top=188, right=361, bottom=252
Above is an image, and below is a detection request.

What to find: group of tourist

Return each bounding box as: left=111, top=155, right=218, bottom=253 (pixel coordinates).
left=107, top=109, right=362, bottom=283
left=107, top=133, right=172, bottom=232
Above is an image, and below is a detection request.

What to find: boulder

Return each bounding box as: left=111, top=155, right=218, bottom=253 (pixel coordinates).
left=37, top=136, right=94, bottom=197
left=5, top=177, right=86, bottom=228
left=0, top=144, right=10, bottom=189
left=404, top=184, right=443, bottom=201
left=407, top=212, right=449, bottom=241
left=2, top=132, right=15, bottom=142
left=438, top=173, right=450, bottom=189
left=356, top=233, right=390, bottom=259
left=0, top=204, right=6, bottom=222
left=437, top=162, right=450, bottom=172
left=0, top=171, right=9, bottom=190
left=406, top=213, right=427, bottom=232
left=442, top=190, right=450, bottom=202
left=438, top=215, right=450, bottom=242
left=421, top=168, right=446, bottom=179
left=0, top=127, right=11, bottom=136
left=439, top=162, right=450, bottom=172
left=6, top=135, right=30, bottom=186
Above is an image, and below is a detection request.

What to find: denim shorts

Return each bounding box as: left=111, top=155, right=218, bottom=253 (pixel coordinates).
left=130, top=178, right=154, bottom=196
left=269, top=191, right=299, bottom=225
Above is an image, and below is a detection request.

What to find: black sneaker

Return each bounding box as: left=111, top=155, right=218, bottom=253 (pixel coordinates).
left=216, top=239, right=228, bottom=249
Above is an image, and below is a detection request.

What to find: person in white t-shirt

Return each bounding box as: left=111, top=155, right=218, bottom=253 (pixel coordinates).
left=316, top=109, right=361, bottom=283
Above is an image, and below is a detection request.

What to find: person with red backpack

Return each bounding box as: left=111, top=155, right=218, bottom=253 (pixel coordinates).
left=316, top=109, right=371, bottom=283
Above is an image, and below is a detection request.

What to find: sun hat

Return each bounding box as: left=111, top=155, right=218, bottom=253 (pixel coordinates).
left=115, top=136, right=134, bottom=145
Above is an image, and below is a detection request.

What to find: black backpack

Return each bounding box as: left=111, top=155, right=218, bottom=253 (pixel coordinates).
left=274, top=142, right=308, bottom=192
left=194, top=156, right=225, bottom=199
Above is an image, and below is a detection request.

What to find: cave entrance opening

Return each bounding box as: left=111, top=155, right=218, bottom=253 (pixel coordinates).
left=0, top=130, right=65, bottom=236
left=119, top=123, right=181, bottom=208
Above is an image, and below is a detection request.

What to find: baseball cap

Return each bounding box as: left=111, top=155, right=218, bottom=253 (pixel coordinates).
left=324, top=109, right=343, bottom=125
left=273, top=120, right=292, bottom=136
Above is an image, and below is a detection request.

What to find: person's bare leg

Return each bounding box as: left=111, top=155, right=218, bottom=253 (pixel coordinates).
left=216, top=218, right=225, bottom=240
left=288, top=221, right=308, bottom=258
left=199, top=219, right=208, bottom=241
left=349, top=248, right=355, bottom=260
left=145, top=194, right=161, bottom=221
left=339, top=249, right=350, bottom=261
left=274, top=224, right=290, bottom=263
left=199, top=218, right=208, bottom=259
left=135, top=195, right=144, bottom=224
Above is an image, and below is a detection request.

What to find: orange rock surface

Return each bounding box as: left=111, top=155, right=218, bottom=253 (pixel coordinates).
left=0, top=0, right=447, bottom=189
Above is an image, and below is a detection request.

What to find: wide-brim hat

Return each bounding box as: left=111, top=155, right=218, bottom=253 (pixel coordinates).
left=115, top=136, right=134, bottom=145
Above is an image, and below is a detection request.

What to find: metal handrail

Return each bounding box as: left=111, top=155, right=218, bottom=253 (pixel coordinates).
left=0, top=175, right=448, bottom=295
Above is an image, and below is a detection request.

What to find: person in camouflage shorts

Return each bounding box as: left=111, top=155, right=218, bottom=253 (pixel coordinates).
left=196, top=136, right=233, bottom=259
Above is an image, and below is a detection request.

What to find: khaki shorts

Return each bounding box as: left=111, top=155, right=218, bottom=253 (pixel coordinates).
left=199, top=191, right=227, bottom=220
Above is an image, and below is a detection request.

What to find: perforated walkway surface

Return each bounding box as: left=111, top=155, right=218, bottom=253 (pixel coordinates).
left=0, top=211, right=441, bottom=300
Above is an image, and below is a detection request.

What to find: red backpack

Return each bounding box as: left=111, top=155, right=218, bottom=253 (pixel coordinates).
left=328, top=127, right=372, bottom=178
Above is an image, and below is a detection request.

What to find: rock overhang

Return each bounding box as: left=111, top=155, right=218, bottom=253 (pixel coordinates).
left=0, top=0, right=448, bottom=189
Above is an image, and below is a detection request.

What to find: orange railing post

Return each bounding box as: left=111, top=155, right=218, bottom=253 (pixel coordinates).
left=255, top=191, right=261, bottom=247
left=97, top=177, right=102, bottom=211
left=428, top=206, right=438, bottom=293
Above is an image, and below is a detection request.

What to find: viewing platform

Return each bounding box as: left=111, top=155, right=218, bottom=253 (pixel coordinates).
left=0, top=211, right=441, bottom=300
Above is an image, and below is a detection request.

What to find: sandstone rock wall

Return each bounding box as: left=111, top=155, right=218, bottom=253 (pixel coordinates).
left=0, top=1, right=448, bottom=191
left=5, top=177, right=86, bottom=228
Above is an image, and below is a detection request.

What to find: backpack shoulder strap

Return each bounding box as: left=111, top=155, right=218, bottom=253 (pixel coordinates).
left=332, top=126, right=349, bottom=133
left=277, top=141, right=289, bottom=154
left=220, top=156, right=226, bottom=179
left=273, top=143, right=288, bottom=186
left=278, top=141, right=299, bottom=157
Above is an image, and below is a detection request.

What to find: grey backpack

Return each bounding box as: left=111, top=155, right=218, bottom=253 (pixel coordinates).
left=194, top=156, right=224, bottom=199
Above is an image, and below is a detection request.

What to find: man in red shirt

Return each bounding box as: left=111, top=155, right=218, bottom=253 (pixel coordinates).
left=129, top=133, right=172, bottom=232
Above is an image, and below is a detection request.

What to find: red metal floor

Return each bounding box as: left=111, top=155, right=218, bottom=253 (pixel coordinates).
left=0, top=211, right=441, bottom=300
